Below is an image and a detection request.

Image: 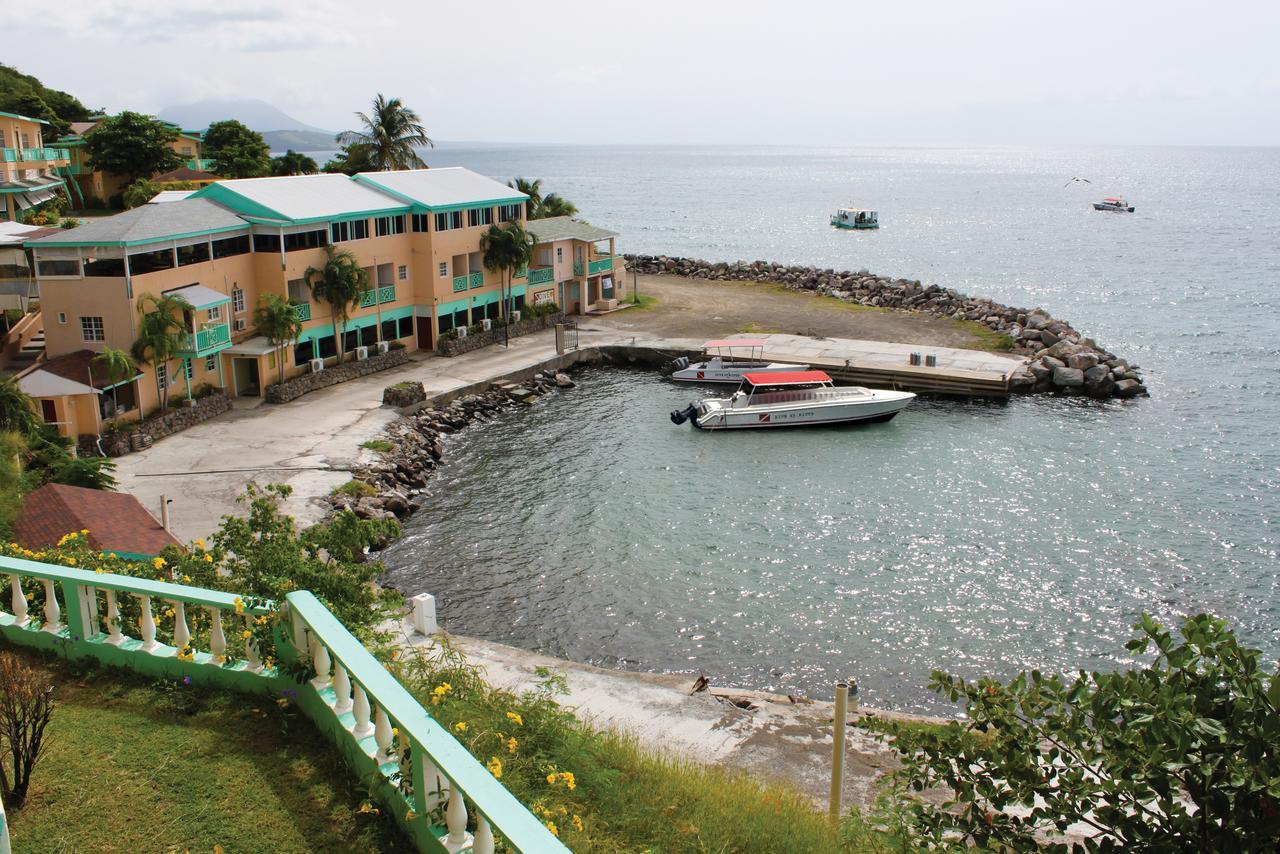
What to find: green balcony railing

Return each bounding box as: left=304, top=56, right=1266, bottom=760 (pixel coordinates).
left=572, top=262, right=584, bottom=276
left=452, top=275, right=468, bottom=293
left=1, top=147, right=70, bottom=163
left=0, top=555, right=568, bottom=854
left=177, top=322, right=231, bottom=356
left=527, top=267, right=553, bottom=285
left=469, top=271, right=484, bottom=289
left=588, top=258, right=614, bottom=275
left=377, top=285, right=395, bottom=304
left=292, top=302, right=311, bottom=322
left=185, top=158, right=216, bottom=171
left=358, top=286, right=396, bottom=308
left=360, top=289, right=377, bottom=309
left=515, top=264, right=528, bottom=279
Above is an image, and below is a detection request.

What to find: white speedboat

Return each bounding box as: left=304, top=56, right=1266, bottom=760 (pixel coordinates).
left=1093, top=197, right=1135, bottom=213
left=669, top=339, right=808, bottom=384
left=670, top=370, right=915, bottom=430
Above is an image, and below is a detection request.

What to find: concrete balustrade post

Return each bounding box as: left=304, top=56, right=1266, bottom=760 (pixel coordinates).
left=208, top=607, right=227, bottom=661
left=411, top=593, right=438, bottom=635
left=139, top=595, right=158, bottom=650
left=289, top=605, right=308, bottom=656
left=473, top=815, right=495, bottom=854
left=397, top=730, right=413, bottom=793
left=311, top=637, right=332, bottom=689
left=243, top=615, right=261, bottom=670
left=78, top=585, right=98, bottom=638
left=172, top=600, right=190, bottom=651
left=374, top=706, right=395, bottom=764
left=352, top=683, right=374, bottom=739
left=10, top=575, right=28, bottom=626
left=104, top=589, right=124, bottom=644
left=443, top=785, right=472, bottom=851
left=332, top=663, right=353, bottom=714
left=41, top=579, right=61, bottom=633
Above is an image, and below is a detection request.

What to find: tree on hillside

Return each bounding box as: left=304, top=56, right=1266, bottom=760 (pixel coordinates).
left=83, top=112, right=183, bottom=185
left=321, top=143, right=376, bottom=175
left=253, top=294, right=303, bottom=384
left=202, top=119, right=271, bottom=179
left=122, top=179, right=160, bottom=209
left=877, top=613, right=1280, bottom=851
left=130, top=293, right=190, bottom=411
left=336, top=94, right=432, bottom=171
left=305, top=247, right=367, bottom=367
left=0, top=64, right=94, bottom=138
left=481, top=221, right=537, bottom=348
left=271, top=149, right=318, bottom=176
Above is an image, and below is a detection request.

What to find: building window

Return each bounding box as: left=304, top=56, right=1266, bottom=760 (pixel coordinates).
left=411, top=213, right=430, bottom=232
left=156, top=363, right=168, bottom=391
left=287, top=278, right=308, bottom=304
left=213, top=235, right=251, bottom=258
left=467, top=207, right=493, bottom=228
left=252, top=233, right=281, bottom=254
left=207, top=305, right=222, bottom=321
left=438, top=261, right=448, bottom=278
left=398, top=316, right=413, bottom=339
left=498, top=203, right=521, bottom=222
left=37, top=258, right=80, bottom=277
left=232, top=288, right=245, bottom=314
left=80, top=316, right=104, bottom=342
left=177, top=242, right=210, bottom=266
left=57, top=312, right=66, bottom=324
left=398, top=265, right=407, bottom=281
left=556, top=247, right=563, bottom=262
left=375, top=215, right=406, bottom=237
left=330, top=219, right=369, bottom=242
left=434, top=211, right=463, bottom=232
left=205, top=355, right=216, bottom=372
left=284, top=229, right=326, bottom=251
left=83, top=256, right=126, bottom=277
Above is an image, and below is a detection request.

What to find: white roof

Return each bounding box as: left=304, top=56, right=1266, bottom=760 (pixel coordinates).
left=354, top=167, right=527, bottom=209
left=166, top=283, right=231, bottom=307
left=18, top=369, right=96, bottom=397
left=225, top=336, right=287, bottom=356
left=205, top=173, right=409, bottom=223
left=149, top=190, right=195, bottom=204
left=0, top=221, right=52, bottom=246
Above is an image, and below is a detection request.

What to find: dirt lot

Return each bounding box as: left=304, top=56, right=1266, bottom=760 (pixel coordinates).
left=595, top=274, right=991, bottom=348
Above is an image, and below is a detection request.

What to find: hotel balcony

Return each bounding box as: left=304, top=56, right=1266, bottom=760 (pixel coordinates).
left=177, top=322, right=232, bottom=357
left=1, top=147, right=71, bottom=166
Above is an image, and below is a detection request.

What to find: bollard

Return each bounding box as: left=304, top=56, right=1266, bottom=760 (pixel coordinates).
left=159, top=494, right=171, bottom=533
left=829, top=681, right=849, bottom=822
left=411, top=593, right=438, bottom=636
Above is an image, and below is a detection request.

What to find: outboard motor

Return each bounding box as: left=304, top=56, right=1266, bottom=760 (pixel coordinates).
left=670, top=403, right=698, bottom=425
left=668, top=356, right=689, bottom=374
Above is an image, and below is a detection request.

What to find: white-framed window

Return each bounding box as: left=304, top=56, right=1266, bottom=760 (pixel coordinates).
left=438, top=262, right=448, bottom=278
left=375, top=215, right=406, bottom=237
left=156, top=363, right=168, bottom=391
left=434, top=211, right=463, bottom=232
left=411, top=213, right=430, bottom=232
left=467, top=207, right=493, bottom=228
left=330, top=219, right=369, bottom=242
left=556, top=247, right=563, bottom=262
left=207, top=305, right=222, bottom=321
left=80, top=316, right=104, bottom=342
left=498, top=203, right=521, bottom=222
left=232, top=287, right=245, bottom=314
left=205, top=355, right=216, bottom=372
left=398, top=265, right=407, bottom=281
left=57, top=312, right=66, bottom=324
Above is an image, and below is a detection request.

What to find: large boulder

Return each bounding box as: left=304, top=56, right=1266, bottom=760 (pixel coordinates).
left=1114, top=379, right=1145, bottom=398
left=1039, top=329, right=1061, bottom=346
left=1067, top=352, right=1100, bottom=371
left=1041, top=355, right=1067, bottom=370
left=1053, top=366, right=1085, bottom=388
left=1083, top=364, right=1110, bottom=386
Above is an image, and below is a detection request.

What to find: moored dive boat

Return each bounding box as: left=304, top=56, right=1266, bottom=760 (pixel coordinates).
left=669, top=339, right=808, bottom=384
left=669, top=370, right=915, bottom=430
left=830, top=207, right=879, bottom=229
left=1093, top=197, right=1135, bottom=213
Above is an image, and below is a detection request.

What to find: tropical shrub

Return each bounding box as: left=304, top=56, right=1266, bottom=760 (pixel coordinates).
left=0, top=651, right=56, bottom=808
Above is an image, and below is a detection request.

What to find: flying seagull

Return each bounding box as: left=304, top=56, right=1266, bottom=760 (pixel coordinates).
left=1063, top=176, right=1092, bottom=187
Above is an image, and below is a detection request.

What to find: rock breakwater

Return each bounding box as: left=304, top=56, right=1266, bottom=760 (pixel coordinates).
left=624, top=254, right=1147, bottom=399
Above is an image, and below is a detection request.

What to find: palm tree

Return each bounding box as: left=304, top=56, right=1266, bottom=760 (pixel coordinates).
left=0, top=377, right=39, bottom=436
left=253, top=293, right=303, bottom=384
left=131, top=294, right=190, bottom=412
left=539, top=193, right=578, bottom=218
left=305, top=246, right=367, bottom=366
left=92, top=347, right=138, bottom=421
left=271, top=149, right=319, bottom=176
left=481, top=222, right=537, bottom=348
left=508, top=177, right=542, bottom=217
left=336, top=94, right=433, bottom=171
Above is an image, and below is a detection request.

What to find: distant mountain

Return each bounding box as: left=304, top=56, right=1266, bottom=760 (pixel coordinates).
left=262, top=129, right=338, bottom=153
left=158, top=98, right=331, bottom=135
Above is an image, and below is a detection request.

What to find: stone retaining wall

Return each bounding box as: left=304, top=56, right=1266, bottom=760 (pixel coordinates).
left=264, top=348, right=410, bottom=404
left=436, top=313, right=564, bottom=357
left=89, top=390, right=234, bottom=457
left=624, top=254, right=1147, bottom=399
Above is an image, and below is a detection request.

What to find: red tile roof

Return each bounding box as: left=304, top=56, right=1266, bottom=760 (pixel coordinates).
left=14, top=483, right=184, bottom=558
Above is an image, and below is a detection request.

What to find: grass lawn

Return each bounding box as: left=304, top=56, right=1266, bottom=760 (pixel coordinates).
left=5, top=649, right=406, bottom=853
left=950, top=319, right=1016, bottom=351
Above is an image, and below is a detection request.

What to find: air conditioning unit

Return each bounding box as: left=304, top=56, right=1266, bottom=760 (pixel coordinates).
left=376, top=341, right=389, bottom=354
left=457, top=326, right=468, bottom=338
left=512, top=310, right=522, bottom=322
left=356, top=346, right=369, bottom=361
left=233, top=318, right=246, bottom=332
left=481, top=318, right=492, bottom=332
left=309, top=358, right=325, bottom=373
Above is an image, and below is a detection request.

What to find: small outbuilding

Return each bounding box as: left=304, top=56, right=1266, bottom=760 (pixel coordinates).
left=14, top=483, right=182, bottom=559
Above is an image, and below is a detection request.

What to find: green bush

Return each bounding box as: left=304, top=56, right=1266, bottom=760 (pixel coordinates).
left=360, top=439, right=393, bottom=453
left=331, top=479, right=377, bottom=498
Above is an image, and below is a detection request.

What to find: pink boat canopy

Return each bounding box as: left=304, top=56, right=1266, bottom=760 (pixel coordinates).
left=703, top=338, right=767, bottom=349
left=742, top=370, right=832, bottom=386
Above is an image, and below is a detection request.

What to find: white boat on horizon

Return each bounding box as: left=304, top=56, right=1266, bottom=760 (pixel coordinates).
left=669, top=339, right=808, bottom=384
left=669, top=370, right=915, bottom=430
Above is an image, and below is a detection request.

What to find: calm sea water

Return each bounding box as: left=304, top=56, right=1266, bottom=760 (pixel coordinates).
left=380, top=144, right=1280, bottom=713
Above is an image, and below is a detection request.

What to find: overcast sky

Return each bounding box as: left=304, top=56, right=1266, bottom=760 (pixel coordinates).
left=10, top=0, right=1278, bottom=146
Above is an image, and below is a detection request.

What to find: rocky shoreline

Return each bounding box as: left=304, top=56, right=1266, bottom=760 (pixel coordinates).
left=624, top=254, right=1148, bottom=399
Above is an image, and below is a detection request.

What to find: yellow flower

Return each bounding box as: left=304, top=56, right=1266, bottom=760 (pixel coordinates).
left=546, top=773, right=556, bottom=785
left=430, top=696, right=440, bottom=706
left=241, top=629, right=253, bottom=640
left=405, top=809, right=416, bottom=821
left=193, top=538, right=205, bottom=549
left=392, top=727, right=399, bottom=737
left=506, top=736, right=518, bottom=754
left=164, top=608, right=175, bottom=618
left=152, top=557, right=165, bottom=569
left=256, top=615, right=268, bottom=625
left=561, top=771, right=576, bottom=790
left=182, top=574, right=191, bottom=583
left=453, top=721, right=467, bottom=733
left=80, top=528, right=89, bottom=535
left=505, top=711, right=523, bottom=726
left=233, top=597, right=245, bottom=614
left=486, top=757, right=503, bottom=779
left=572, top=814, right=584, bottom=833
left=204, top=554, right=213, bottom=563
left=432, top=682, right=451, bottom=696
left=65, top=558, right=76, bottom=566
left=545, top=821, right=558, bottom=837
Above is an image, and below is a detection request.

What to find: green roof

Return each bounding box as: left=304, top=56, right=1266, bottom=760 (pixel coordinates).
left=25, top=198, right=248, bottom=247
left=525, top=215, right=618, bottom=243
left=0, top=110, right=50, bottom=125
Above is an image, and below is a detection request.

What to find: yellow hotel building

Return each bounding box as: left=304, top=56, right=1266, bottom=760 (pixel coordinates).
left=0, top=110, right=72, bottom=222
left=19, top=168, right=623, bottom=440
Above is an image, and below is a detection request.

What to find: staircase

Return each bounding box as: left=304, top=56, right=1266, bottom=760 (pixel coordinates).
left=1, top=311, right=45, bottom=374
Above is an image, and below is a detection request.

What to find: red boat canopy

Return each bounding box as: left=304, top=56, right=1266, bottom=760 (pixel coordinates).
left=703, top=338, right=766, bottom=348
left=1104, top=197, right=1124, bottom=202
left=743, top=370, right=832, bottom=386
